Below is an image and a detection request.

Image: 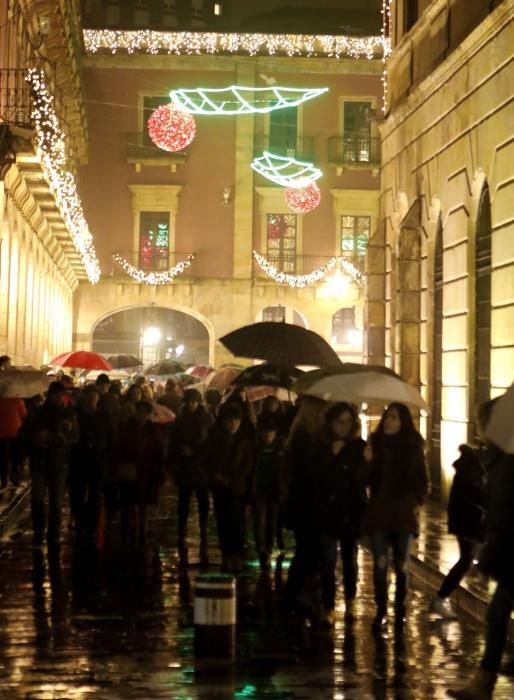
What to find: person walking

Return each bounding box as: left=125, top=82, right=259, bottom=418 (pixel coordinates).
left=431, top=444, right=486, bottom=619
left=312, top=403, right=367, bottom=626
left=22, top=381, right=78, bottom=551
left=448, top=402, right=514, bottom=700
left=206, top=402, right=254, bottom=573
left=171, top=388, right=213, bottom=565
left=0, top=396, right=27, bottom=488
left=253, top=412, right=287, bottom=572
left=360, top=402, right=430, bottom=632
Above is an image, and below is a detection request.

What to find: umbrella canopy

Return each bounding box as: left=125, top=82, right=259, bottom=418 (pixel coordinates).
left=219, top=322, right=340, bottom=367
left=245, top=385, right=297, bottom=403
left=485, top=383, right=514, bottom=454
left=185, top=364, right=215, bottom=380
left=106, top=354, right=142, bottom=369
left=205, top=366, right=243, bottom=392
left=293, top=363, right=399, bottom=394
left=150, top=402, right=175, bottom=425
left=0, top=368, right=52, bottom=398
left=234, top=363, right=303, bottom=389
left=293, top=364, right=426, bottom=409
left=50, top=351, right=112, bottom=371
left=144, top=360, right=185, bottom=376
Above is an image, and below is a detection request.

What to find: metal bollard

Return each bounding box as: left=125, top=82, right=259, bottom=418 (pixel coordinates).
left=194, top=573, right=236, bottom=661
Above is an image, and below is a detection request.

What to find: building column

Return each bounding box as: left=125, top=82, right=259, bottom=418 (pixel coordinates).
left=0, top=202, right=11, bottom=352
left=15, top=233, right=28, bottom=364
left=24, top=253, right=34, bottom=362
left=365, top=219, right=387, bottom=367
left=6, top=234, right=19, bottom=359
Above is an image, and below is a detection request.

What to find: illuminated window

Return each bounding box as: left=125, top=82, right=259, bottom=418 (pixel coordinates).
left=343, top=101, right=372, bottom=162
left=214, top=2, right=222, bottom=16
left=139, top=211, right=170, bottom=270
left=332, top=307, right=356, bottom=344
left=341, top=215, right=370, bottom=268
left=266, top=213, right=297, bottom=273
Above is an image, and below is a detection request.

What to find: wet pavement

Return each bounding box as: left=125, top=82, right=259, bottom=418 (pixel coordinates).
left=0, top=488, right=513, bottom=700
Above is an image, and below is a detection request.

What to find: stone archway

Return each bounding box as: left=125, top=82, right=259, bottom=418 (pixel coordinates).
left=90, top=305, right=214, bottom=366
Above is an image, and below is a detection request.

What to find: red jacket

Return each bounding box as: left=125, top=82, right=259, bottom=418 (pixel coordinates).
left=0, top=398, right=27, bottom=439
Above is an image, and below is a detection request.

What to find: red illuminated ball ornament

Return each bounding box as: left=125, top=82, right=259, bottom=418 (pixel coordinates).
left=284, top=182, right=321, bottom=213
left=147, top=103, right=196, bottom=152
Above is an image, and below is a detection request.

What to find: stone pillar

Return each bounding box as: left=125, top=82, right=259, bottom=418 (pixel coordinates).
left=6, top=235, right=19, bottom=359
left=396, top=224, right=421, bottom=387
left=15, top=234, right=28, bottom=364
left=0, top=208, right=10, bottom=351
left=365, top=220, right=387, bottom=367
left=24, top=254, right=34, bottom=361
left=232, top=63, right=255, bottom=281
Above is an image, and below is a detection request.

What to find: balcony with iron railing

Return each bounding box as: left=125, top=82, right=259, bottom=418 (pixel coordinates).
left=110, top=249, right=196, bottom=278
left=0, top=69, right=33, bottom=127
left=253, top=253, right=366, bottom=280
left=125, top=132, right=189, bottom=170
left=253, top=134, right=315, bottom=162
left=328, top=132, right=381, bottom=169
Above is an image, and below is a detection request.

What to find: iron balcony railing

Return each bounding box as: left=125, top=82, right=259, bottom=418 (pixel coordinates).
left=328, top=133, right=381, bottom=167
left=0, top=69, right=33, bottom=127
left=111, top=250, right=195, bottom=275
left=253, top=253, right=366, bottom=278
left=125, top=131, right=190, bottom=161
left=253, top=135, right=315, bottom=162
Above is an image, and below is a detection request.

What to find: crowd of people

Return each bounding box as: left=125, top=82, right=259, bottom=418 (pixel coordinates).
left=0, top=358, right=513, bottom=699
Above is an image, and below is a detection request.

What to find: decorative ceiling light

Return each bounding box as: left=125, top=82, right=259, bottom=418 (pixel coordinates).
left=26, top=69, right=101, bottom=283
left=169, top=86, right=328, bottom=115
left=147, top=103, right=196, bottom=152
left=251, top=151, right=323, bottom=187
left=284, top=182, right=321, bottom=214
left=112, top=253, right=195, bottom=284
left=83, top=30, right=387, bottom=61
left=253, top=251, right=364, bottom=288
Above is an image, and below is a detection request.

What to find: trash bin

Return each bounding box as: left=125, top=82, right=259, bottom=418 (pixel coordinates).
left=194, top=573, right=236, bottom=661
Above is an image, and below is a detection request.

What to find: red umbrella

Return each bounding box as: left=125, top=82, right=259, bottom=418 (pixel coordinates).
left=150, top=402, right=175, bottom=424
left=49, top=351, right=113, bottom=371
left=205, top=367, right=242, bottom=391
left=186, top=365, right=215, bottom=380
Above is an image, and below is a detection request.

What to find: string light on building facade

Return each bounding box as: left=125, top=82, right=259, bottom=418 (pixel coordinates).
left=26, top=69, right=101, bottom=284
left=147, top=103, right=196, bottom=152
left=251, top=151, right=323, bottom=187
left=84, top=29, right=387, bottom=60
left=253, top=251, right=364, bottom=288
left=284, top=182, right=321, bottom=214
left=112, top=252, right=196, bottom=284
left=381, top=0, right=393, bottom=113
left=170, top=86, right=328, bottom=115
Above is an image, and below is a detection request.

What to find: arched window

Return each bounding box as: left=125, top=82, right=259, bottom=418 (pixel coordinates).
left=475, top=186, right=492, bottom=408
left=258, top=305, right=307, bottom=328
left=431, top=217, right=443, bottom=496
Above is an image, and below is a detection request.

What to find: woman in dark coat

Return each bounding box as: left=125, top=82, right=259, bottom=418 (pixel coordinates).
left=312, top=403, right=366, bottom=625
left=205, top=402, right=254, bottom=573
left=432, top=444, right=486, bottom=619
left=360, top=402, right=430, bottom=632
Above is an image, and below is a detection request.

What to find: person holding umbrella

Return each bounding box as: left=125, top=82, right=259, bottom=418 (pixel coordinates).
left=360, top=402, right=430, bottom=632
left=0, top=395, right=27, bottom=488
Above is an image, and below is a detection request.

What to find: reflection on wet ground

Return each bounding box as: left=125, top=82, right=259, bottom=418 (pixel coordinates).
left=0, top=490, right=512, bottom=699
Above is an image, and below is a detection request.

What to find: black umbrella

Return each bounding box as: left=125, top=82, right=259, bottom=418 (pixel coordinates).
left=144, top=360, right=186, bottom=376
left=233, top=363, right=303, bottom=389
left=106, top=354, right=142, bottom=369
left=219, top=322, right=341, bottom=367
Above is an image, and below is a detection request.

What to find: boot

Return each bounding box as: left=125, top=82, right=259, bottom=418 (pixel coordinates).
left=447, top=669, right=497, bottom=699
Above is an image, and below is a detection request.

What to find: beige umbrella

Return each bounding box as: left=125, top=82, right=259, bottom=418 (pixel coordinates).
left=485, top=383, right=514, bottom=454
left=0, top=368, right=52, bottom=398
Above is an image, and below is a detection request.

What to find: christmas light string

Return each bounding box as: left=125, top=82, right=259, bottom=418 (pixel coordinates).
left=84, top=30, right=387, bottom=60
left=284, top=182, right=321, bottom=213
left=147, top=103, right=196, bottom=151
left=381, top=0, right=392, bottom=113
left=251, top=152, right=323, bottom=187
left=112, top=252, right=196, bottom=284
left=26, top=69, right=101, bottom=283
left=170, top=86, right=328, bottom=115
left=253, top=251, right=365, bottom=288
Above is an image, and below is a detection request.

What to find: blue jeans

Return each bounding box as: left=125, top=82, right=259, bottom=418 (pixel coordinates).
left=370, top=532, right=413, bottom=616
left=481, top=582, right=514, bottom=673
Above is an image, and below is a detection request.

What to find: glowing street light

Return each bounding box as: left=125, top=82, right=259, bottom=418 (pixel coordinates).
left=143, top=326, right=161, bottom=345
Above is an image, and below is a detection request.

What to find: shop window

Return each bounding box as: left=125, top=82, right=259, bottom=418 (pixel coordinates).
left=266, top=213, right=297, bottom=273
left=139, top=211, right=170, bottom=270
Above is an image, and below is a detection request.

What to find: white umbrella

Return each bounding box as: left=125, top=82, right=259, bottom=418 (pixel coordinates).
left=0, top=368, right=51, bottom=398
left=298, top=370, right=426, bottom=409
left=485, top=383, right=514, bottom=454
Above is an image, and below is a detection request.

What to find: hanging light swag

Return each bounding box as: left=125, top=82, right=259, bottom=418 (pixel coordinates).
left=113, top=253, right=196, bottom=285
left=253, top=251, right=365, bottom=288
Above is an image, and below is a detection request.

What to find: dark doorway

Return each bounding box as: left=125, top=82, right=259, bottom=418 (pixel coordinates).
left=431, top=217, right=443, bottom=497
left=474, top=186, right=492, bottom=412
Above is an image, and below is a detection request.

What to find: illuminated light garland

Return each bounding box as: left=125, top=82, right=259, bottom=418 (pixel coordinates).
left=83, top=29, right=388, bottom=60
left=284, top=182, right=321, bottom=214
left=147, top=103, right=196, bottom=151
left=26, top=69, right=101, bottom=283
left=251, top=151, right=322, bottom=187
left=170, top=86, right=328, bottom=115
left=113, top=252, right=196, bottom=284
left=253, top=251, right=365, bottom=288
left=381, top=0, right=393, bottom=113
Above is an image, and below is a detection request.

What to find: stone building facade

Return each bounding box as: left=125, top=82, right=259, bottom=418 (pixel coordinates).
left=0, top=0, right=92, bottom=366
left=367, top=0, right=514, bottom=494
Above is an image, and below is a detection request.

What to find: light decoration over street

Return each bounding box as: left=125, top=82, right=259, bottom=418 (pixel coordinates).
left=26, top=69, right=101, bottom=283
left=284, top=182, right=321, bottom=213
left=112, top=252, right=196, bottom=285
left=147, top=103, right=196, bottom=151
left=83, top=30, right=387, bottom=60
left=253, top=251, right=364, bottom=288
left=169, top=86, right=328, bottom=115
left=251, top=152, right=323, bottom=187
